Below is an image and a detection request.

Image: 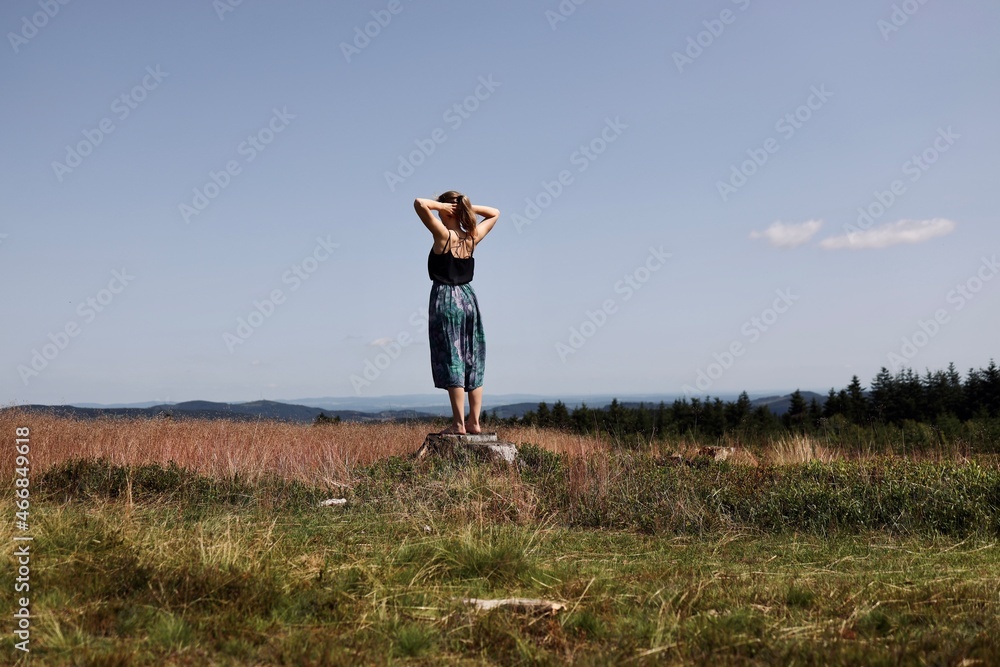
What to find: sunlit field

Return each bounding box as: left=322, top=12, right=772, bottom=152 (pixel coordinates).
left=2, top=408, right=999, bottom=665
left=2, top=408, right=977, bottom=487
left=0, top=409, right=613, bottom=486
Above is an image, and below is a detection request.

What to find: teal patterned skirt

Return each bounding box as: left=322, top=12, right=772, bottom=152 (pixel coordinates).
left=428, top=281, right=485, bottom=390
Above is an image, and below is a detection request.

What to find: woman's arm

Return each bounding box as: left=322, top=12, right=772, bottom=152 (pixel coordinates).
left=415, top=198, right=453, bottom=213
left=472, top=204, right=500, bottom=220
left=472, top=204, right=501, bottom=242
left=414, top=198, right=450, bottom=240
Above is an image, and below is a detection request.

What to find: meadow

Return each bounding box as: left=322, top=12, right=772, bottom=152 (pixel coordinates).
left=1, top=408, right=998, bottom=666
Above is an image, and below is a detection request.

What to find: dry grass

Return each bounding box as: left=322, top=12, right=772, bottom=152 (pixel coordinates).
left=5, top=410, right=998, bottom=665
left=761, top=434, right=838, bottom=465
left=3, top=408, right=982, bottom=494
left=0, top=409, right=610, bottom=487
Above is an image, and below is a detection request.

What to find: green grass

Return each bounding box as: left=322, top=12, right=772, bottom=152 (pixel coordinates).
left=1, top=454, right=999, bottom=665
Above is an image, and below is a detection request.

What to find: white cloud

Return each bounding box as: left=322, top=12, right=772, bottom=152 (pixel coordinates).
left=820, top=218, right=956, bottom=250
left=749, top=220, right=823, bottom=248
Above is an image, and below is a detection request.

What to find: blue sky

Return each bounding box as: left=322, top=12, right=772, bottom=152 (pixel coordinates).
left=2, top=0, right=998, bottom=406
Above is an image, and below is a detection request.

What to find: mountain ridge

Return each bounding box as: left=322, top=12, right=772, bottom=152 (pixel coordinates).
left=4, top=392, right=827, bottom=423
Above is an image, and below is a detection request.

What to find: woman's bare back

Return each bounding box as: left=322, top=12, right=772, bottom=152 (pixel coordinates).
left=432, top=229, right=475, bottom=259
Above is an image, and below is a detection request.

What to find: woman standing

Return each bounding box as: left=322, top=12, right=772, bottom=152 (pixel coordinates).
left=413, top=192, right=500, bottom=435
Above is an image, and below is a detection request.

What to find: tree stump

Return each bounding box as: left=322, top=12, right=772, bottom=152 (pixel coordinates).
left=415, top=432, right=518, bottom=464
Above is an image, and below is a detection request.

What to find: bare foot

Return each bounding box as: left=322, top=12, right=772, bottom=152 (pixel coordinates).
left=466, top=424, right=482, bottom=435
left=438, top=424, right=466, bottom=435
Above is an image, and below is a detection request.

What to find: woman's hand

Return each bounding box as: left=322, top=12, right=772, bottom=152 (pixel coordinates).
left=415, top=198, right=454, bottom=215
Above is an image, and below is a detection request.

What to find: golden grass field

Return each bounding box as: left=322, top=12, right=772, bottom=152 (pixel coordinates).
left=1, top=407, right=921, bottom=489
left=0, top=409, right=618, bottom=486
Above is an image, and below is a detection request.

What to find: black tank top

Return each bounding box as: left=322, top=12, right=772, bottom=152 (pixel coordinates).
left=427, top=230, right=475, bottom=285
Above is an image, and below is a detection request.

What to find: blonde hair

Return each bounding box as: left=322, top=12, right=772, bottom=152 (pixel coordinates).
left=437, top=190, right=477, bottom=242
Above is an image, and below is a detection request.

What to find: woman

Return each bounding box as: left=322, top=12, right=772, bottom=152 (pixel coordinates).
left=413, top=191, right=500, bottom=435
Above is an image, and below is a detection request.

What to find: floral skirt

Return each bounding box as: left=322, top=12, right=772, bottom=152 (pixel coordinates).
left=428, top=281, right=485, bottom=391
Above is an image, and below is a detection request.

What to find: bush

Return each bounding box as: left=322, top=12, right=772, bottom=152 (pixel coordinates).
left=35, top=452, right=1000, bottom=538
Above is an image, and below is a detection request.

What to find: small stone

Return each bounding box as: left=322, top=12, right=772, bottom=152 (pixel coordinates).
left=697, top=446, right=735, bottom=461
left=461, top=597, right=565, bottom=614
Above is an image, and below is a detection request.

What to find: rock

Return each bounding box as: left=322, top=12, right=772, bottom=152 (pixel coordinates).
left=461, top=597, right=565, bottom=614
left=695, top=446, right=760, bottom=466
left=318, top=498, right=347, bottom=507
left=697, top=446, right=735, bottom=461
left=415, top=432, right=517, bottom=464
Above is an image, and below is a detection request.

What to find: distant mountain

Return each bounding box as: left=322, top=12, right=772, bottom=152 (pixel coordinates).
left=277, top=394, right=446, bottom=411
left=9, top=404, right=258, bottom=422
left=481, top=402, right=544, bottom=419
left=172, top=400, right=326, bottom=422
left=750, top=391, right=827, bottom=415
left=275, top=393, right=696, bottom=414
left=71, top=401, right=172, bottom=409
left=4, top=400, right=442, bottom=424
left=61, top=392, right=797, bottom=416
left=5, top=391, right=829, bottom=424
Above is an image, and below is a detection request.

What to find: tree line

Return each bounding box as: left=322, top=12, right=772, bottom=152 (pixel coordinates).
left=508, top=361, right=1000, bottom=450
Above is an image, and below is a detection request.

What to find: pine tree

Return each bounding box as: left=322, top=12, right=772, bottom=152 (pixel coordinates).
left=964, top=367, right=986, bottom=418
left=702, top=397, right=726, bottom=437
left=784, top=389, right=807, bottom=430
left=636, top=402, right=654, bottom=440
left=822, top=388, right=841, bottom=418
left=551, top=400, right=569, bottom=429
left=655, top=400, right=669, bottom=436
left=808, top=397, right=823, bottom=429
left=570, top=402, right=592, bottom=434
left=606, top=398, right=624, bottom=429
left=869, top=367, right=895, bottom=423
left=983, top=359, right=1000, bottom=417
left=726, top=391, right=752, bottom=430
left=536, top=401, right=551, bottom=427
left=671, top=398, right=697, bottom=436
left=688, top=397, right=703, bottom=436
left=923, top=368, right=958, bottom=421
left=846, top=375, right=868, bottom=423
left=945, top=362, right=965, bottom=419
left=898, top=368, right=923, bottom=421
